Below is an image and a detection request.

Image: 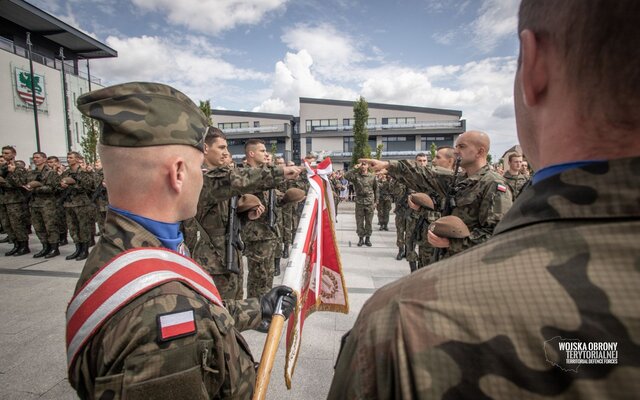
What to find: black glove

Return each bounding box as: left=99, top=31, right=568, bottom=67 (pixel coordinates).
left=261, top=285, right=297, bottom=322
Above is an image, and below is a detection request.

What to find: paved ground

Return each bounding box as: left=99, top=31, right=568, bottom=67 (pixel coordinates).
left=0, top=202, right=410, bottom=399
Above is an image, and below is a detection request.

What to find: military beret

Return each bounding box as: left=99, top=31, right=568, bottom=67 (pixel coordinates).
left=61, top=177, right=76, bottom=185
left=76, top=82, right=207, bottom=151
left=27, top=181, right=42, bottom=188
left=282, top=188, right=305, bottom=204
left=410, top=193, right=434, bottom=210
left=429, top=215, right=470, bottom=238
left=237, top=194, right=262, bottom=213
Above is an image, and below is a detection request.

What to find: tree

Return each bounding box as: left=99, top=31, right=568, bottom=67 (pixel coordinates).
left=351, top=96, right=371, bottom=165
left=430, top=142, right=437, bottom=162
left=199, top=99, right=213, bottom=125
left=80, top=115, right=99, bottom=165
left=375, top=144, right=383, bottom=160
left=270, top=142, right=278, bottom=155
left=486, top=153, right=493, bottom=165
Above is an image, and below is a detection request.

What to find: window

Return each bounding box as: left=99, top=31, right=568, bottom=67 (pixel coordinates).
left=218, top=122, right=249, bottom=130
left=343, top=118, right=376, bottom=127
left=382, top=136, right=413, bottom=151
left=420, top=136, right=454, bottom=150
left=254, top=121, right=260, bottom=127
left=306, top=137, right=312, bottom=151
left=382, top=117, right=416, bottom=126
left=305, top=119, right=338, bottom=132
left=343, top=137, right=354, bottom=152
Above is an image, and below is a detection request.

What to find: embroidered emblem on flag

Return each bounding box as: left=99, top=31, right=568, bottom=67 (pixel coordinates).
left=158, top=309, right=196, bottom=342
left=497, top=184, right=508, bottom=192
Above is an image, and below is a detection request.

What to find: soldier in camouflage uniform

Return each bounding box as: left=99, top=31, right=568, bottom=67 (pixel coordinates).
left=391, top=179, right=409, bottom=259
left=60, top=151, right=96, bottom=261
left=242, top=139, right=281, bottom=320
left=276, top=156, right=295, bottom=259
left=184, top=131, right=301, bottom=300
left=67, top=82, right=296, bottom=399
left=25, top=151, right=60, bottom=258
left=329, top=1, right=640, bottom=397
left=404, top=153, right=429, bottom=271
left=372, top=131, right=512, bottom=258
left=0, top=146, right=30, bottom=256
left=91, top=160, right=108, bottom=235
left=344, top=163, right=377, bottom=247
left=375, top=173, right=392, bottom=230
left=503, top=152, right=530, bottom=199
left=47, top=156, right=68, bottom=245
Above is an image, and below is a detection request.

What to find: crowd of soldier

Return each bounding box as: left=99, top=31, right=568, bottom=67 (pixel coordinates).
left=0, top=146, right=108, bottom=261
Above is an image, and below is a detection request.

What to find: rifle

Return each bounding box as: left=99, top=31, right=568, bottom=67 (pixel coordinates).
left=225, top=196, right=243, bottom=274
left=433, top=156, right=462, bottom=262
left=91, top=180, right=107, bottom=202
left=267, top=189, right=277, bottom=232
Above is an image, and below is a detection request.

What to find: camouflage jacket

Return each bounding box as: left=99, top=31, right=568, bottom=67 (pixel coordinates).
left=329, top=156, right=640, bottom=399
left=503, top=170, right=530, bottom=199
left=59, top=167, right=95, bottom=207
left=344, top=169, right=377, bottom=206
left=376, top=178, right=394, bottom=202
left=27, top=165, right=59, bottom=207
left=92, top=169, right=109, bottom=210
left=69, top=210, right=262, bottom=400
left=391, top=179, right=410, bottom=215
left=187, top=165, right=285, bottom=275
left=0, top=165, right=28, bottom=204
left=389, top=161, right=512, bottom=255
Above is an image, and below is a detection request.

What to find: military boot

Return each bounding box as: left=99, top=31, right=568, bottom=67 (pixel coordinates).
left=76, top=242, right=89, bottom=261
left=66, top=243, right=81, bottom=260
left=5, top=242, right=19, bottom=256
left=255, top=320, right=270, bottom=333
left=33, top=243, right=51, bottom=258
left=409, top=261, right=417, bottom=272
left=44, top=243, right=60, bottom=259
left=357, top=237, right=364, bottom=247
left=274, top=258, right=281, bottom=276
left=282, top=246, right=289, bottom=259
left=13, top=241, right=30, bottom=256
left=396, top=246, right=405, bottom=260
left=59, top=234, right=68, bottom=246
left=365, top=237, right=372, bottom=247
left=0, top=236, right=10, bottom=243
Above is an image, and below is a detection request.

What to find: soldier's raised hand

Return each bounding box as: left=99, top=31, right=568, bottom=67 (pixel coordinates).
left=358, top=159, right=389, bottom=172
left=283, top=166, right=303, bottom=180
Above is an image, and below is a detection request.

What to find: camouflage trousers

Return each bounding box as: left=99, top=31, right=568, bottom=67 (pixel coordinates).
left=31, top=205, right=59, bottom=244
left=282, top=205, right=294, bottom=246
left=65, top=205, right=94, bottom=243
left=376, top=199, right=392, bottom=226
left=418, top=244, right=434, bottom=269
left=56, top=204, right=67, bottom=238
left=395, top=209, right=408, bottom=249
left=245, top=239, right=276, bottom=298
left=355, top=203, right=374, bottom=238
left=405, top=213, right=420, bottom=262
left=1, top=203, right=30, bottom=241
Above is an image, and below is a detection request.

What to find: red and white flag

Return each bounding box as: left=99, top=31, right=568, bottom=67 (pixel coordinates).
left=282, top=157, right=349, bottom=388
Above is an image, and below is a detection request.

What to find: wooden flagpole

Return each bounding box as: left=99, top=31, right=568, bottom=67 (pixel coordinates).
left=253, top=298, right=285, bottom=400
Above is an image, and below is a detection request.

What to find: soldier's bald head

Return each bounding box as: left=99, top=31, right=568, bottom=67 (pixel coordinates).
left=461, top=131, right=490, bottom=153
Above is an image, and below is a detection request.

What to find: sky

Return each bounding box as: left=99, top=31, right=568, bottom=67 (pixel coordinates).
left=29, top=0, right=522, bottom=157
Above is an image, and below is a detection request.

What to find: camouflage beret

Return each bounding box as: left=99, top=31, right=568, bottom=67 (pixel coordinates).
left=237, top=194, right=262, bottom=213
left=27, top=181, right=42, bottom=188
left=282, top=188, right=305, bottom=204
left=410, top=193, right=434, bottom=210
left=429, top=215, right=470, bottom=239
left=76, top=82, right=207, bottom=151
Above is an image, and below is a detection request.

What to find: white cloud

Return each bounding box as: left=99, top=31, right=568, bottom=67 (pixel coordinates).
left=131, top=0, right=288, bottom=35
left=471, top=0, right=519, bottom=53
left=253, top=50, right=358, bottom=114
left=90, top=35, right=269, bottom=105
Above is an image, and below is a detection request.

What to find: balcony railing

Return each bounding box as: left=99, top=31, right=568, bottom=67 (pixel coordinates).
left=310, top=120, right=463, bottom=132
left=0, top=36, right=102, bottom=85
left=222, top=123, right=291, bottom=135
left=324, top=150, right=423, bottom=158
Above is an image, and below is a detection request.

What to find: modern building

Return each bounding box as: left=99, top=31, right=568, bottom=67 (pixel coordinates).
left=0, top=0, right=116, bottom=160
left=299, top=98, right=465, bottom=170
left=211, top=109, right=296, bottom=163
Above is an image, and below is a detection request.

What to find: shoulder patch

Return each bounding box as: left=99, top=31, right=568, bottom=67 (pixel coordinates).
left=496, top=183, right=508, bottom=192
left=157, top=309, right=196, bottom=342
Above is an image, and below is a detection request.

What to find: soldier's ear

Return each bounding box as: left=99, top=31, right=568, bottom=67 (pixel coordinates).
left=170, top=157, right=186, bottom=193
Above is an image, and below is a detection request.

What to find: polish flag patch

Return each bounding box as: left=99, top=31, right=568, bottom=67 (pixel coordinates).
left=157, top=309, right=196, bottom=342
left=497, top=184, right=508, bottom=193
